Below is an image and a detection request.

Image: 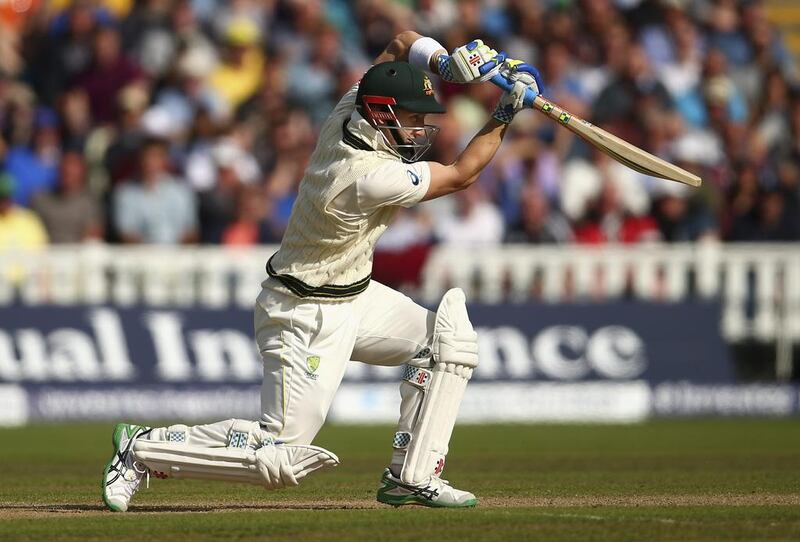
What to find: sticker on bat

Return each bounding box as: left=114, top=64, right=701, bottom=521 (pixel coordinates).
left=558, top=112, right=571, bottom=124
left=541, top=102, right=554, bottom=112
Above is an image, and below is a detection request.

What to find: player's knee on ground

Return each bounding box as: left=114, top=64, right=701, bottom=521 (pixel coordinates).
left=133, top=418, right=339, bottom=489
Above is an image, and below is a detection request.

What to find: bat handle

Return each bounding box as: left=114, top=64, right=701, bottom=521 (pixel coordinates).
left=489, top=74, right=538, bottom=108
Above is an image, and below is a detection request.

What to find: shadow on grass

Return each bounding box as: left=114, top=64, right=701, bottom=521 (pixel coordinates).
left=0, top=501, right=380, bottom=515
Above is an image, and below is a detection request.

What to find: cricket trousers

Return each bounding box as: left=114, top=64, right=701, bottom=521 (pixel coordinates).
left=255, top=277, right=435, bottom=444
left=141, top=277, right=435, bottom=475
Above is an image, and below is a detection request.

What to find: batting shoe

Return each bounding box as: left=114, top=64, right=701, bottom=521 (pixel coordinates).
left=376, top=468, right=477, bottom=508
left=102, top=423, right=152, bottom=512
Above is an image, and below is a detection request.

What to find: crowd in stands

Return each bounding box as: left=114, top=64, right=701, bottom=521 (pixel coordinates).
left=1, top=0, right=799, bottom=257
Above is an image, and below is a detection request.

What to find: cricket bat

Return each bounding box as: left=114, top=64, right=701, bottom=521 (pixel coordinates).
left=490, top=74, right=702, bottom=187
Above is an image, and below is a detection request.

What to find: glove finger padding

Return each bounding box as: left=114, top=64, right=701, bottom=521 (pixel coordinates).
left=439, top=39, right=503, bottom=84
left=492, top=60, right=544, bottom=124
left=291, top=445, right=340, bottom=481
left=503, top=59, right=543, bottom=93
left=255, top=443, right=339, bottom=489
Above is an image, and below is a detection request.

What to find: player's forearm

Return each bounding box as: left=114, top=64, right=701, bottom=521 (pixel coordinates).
left=452, top=118, right=508, bottom=188
left=378, top=32, right=447, bottom=73
left=382, top=31, right=421, bottom=62
left=424, top=119, right=508, bottom=200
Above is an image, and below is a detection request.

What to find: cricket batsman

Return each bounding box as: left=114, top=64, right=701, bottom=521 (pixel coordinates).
left=102, top=31, right=542, bottom=511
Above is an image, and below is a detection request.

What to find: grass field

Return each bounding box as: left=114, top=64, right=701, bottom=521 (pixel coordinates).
left=1, top=420, right=799, bottom=541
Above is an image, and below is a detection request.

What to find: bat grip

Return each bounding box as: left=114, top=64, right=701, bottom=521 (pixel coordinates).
left=489, top=74, right=537, bottom=108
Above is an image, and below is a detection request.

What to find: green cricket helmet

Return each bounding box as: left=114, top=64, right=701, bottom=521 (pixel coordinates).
left=356, top=61, right=445, bottom=163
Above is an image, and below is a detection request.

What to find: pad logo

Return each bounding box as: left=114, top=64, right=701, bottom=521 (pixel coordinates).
left=541, top=102, right=554, bottom=113
left=407, top=170, right=420, bottom=186
left=558, top=112, right=571, bottom=124
left=434, top=458, right=445, bottom=476
left=422, top=75, right=434, bottom=96
left=306, top=355, right=321, bottom=373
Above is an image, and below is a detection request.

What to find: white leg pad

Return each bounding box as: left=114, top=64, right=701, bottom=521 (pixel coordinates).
left=400, top=288, right=478, bottom=485
left=133, top=419, right=340, bottom=490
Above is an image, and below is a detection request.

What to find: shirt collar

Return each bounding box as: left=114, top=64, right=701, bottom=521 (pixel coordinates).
left=345, top=109, right=399, bottom=158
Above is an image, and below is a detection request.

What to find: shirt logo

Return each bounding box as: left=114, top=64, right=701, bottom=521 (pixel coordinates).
left=407, top=170, right=420, bottom=186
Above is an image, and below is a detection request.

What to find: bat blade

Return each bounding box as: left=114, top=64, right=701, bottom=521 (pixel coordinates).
left=489, top=74, right=702, bottom=187
left=532, top=95, right=702, bottom=187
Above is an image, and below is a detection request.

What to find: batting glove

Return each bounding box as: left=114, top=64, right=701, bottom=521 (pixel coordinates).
left=492, top=59, right=544, bottom=124
left=437, top=40, right=505, bottom=84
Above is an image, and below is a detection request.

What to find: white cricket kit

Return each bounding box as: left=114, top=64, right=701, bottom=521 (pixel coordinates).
left=257, top=83, right=436, bottom=444
left=267, top=83, right=431, bottom=294
left=134, top=81, right=478, bottom=489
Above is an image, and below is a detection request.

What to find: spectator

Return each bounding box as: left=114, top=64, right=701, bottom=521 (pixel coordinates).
left=706, top=0, right=751, bottom=67
left=4, top=107, right=60, bottom=206
left=155, top=46, right=228, bottom=132
left=286, top=24, right=347, bottom=125
left=505, top=185, right=573, bottom=244
left=651, top=184, right=718, bottom=242
left=573, top=180, right=661, bottom=245
left=741, top=0, right=797, bottom=81
left=729, top=187, right=800, bottom=242
left=222, top=185, right=281, bottom=246
left=751, top=69, right=793, bottom=155
left=30, top=151, right=103, bottom=243
left=104, top=82, right=152, bottom=184
left=1, top=0, right=798, bottom=254
left=640, top=2, right=697, bottom=70
left=592, top=43, right=674, bottom=149
left=657, top=15, right=704, bottom=111
left=560, top=151, right=651, bottom=226
left=373, top=208, right=434, bottom=289
left=413, top=0, right=458, bottom=39
left=434, top=187, right=504, bottom=245
left=677, top=48, right=748, bottom=130
left=208, top=18, right=264, bottom=110
left=187, top=125, right=260, bottom=192
left=120, top=0, right=178, bottom=78
left=0, top=173, right=48, bottom=250
left=23, top=3, right=105, bottom=106
left=540, top=41, right=590, bottom=110
left=789, top=94, right=800, bottom=160
left=58, top=88, right=93, bottom=150
left=74, top=26, right=145, bottom=124
left=112, top=139, right=197, bottom=244
left=198, top=140, right=249, bottom=244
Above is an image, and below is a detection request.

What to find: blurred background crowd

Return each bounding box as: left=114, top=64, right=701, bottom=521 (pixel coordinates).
left=1, top=0, right=799, bottom=268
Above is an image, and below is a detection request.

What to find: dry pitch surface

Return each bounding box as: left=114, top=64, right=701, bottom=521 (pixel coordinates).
left=1, top=420, right=799, bottom=541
